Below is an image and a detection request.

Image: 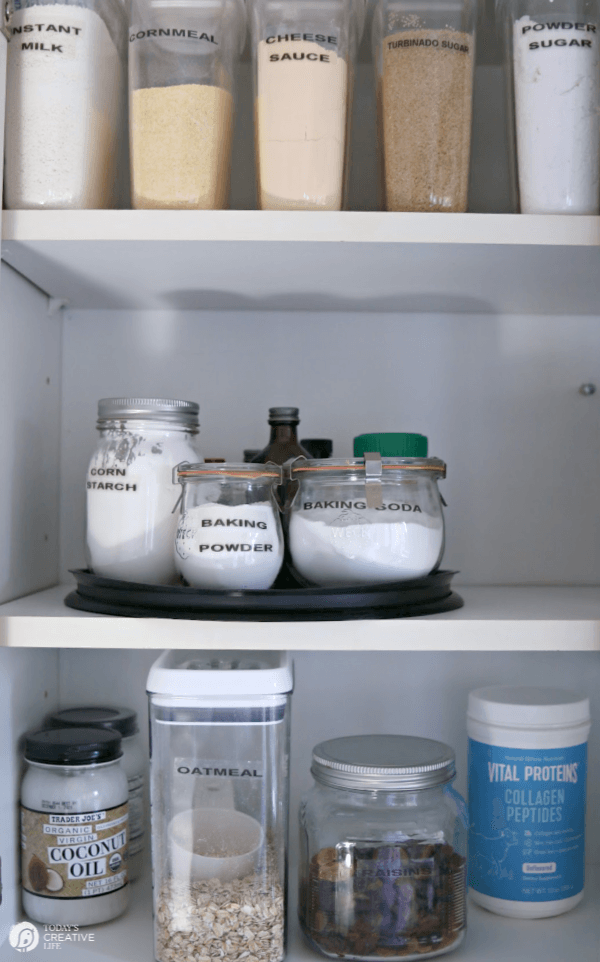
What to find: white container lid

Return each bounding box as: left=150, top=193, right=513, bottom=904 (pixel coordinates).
left=146, top=650, right=293, bottom=698
left=468, top=686, right=590, bottom=729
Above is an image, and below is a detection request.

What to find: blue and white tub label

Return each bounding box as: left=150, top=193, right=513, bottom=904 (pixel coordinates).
left=468, top=739, right=587, bottom=901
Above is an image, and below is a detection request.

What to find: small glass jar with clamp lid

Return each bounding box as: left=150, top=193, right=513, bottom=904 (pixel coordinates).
left=299, top=735, right=468, bottom=961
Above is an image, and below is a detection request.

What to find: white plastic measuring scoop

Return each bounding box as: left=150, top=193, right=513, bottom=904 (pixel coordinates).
left=169, top=807, right=264, bottom=882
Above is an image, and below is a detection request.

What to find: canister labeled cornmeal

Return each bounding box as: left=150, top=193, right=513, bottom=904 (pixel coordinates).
left=468, top=686, right=591, bottom=918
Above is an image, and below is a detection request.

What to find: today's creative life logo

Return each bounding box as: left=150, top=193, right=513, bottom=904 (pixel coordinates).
left=9, top=922, right=39, bottom=953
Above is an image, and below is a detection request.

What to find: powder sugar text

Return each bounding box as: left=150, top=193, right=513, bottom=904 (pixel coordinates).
left=521, top=21, right=596, bottom=49
left=487, top=762, right=579, bottom=824
left=13, top=21, right=82, bottom=53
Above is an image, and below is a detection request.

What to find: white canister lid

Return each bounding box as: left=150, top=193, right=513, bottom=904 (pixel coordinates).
left=468, top=686, right=590, bottom=729
left=147, top=649, right=293, bottom=699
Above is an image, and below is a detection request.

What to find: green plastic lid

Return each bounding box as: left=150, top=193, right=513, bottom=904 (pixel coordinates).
left=353, top=433, right=428, bottom=458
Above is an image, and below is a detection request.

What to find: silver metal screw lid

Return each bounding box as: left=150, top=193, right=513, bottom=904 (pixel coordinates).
left=268, top=407, right=300, bottom=424
left=311, top=735, right=456, bottom=792
left=97, top=398, right=199, bottom=428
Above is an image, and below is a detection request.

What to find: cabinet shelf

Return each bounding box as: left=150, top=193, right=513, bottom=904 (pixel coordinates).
left=1, top=585, right=598, bottom=650
left=21, top=863, right=600, bottom=962
left=3, top=211, right=600, bottom=314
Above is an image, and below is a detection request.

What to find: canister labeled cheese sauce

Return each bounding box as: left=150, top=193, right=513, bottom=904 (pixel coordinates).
left=468, top=686, right=591, bottom=918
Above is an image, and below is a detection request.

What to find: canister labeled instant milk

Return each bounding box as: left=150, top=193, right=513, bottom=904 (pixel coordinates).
left=467, top=686, right=590, bottom=919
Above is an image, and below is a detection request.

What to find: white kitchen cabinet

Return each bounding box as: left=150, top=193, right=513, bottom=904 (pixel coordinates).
left=0, top=12, right=599, bottom=961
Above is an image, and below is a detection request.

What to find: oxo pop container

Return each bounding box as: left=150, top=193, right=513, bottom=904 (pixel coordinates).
left=497, top=0, right=600, bottom=213
left=249, top=0, right=366, bottom=210
left=147, top=651, right=293, bottom=962
left=129, top=0, right=246, bottom=209
left=468, top=686, right=591, bottom=918
left=372, top=0, right=475, bottom=212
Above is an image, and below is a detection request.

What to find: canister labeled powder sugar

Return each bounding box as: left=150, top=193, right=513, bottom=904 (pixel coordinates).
left=381, top=29, right=473, bottom=211
left=256, top=39, right=348, bottom=210
left=175, top=502, right=284, bottom=589
left=289, top=507, right=443, bottom=586
left=512, top=17, right=600, bottom=213
left=131, top=83, right=234, bottom=209
left=5, top=4, right=122, bottom=209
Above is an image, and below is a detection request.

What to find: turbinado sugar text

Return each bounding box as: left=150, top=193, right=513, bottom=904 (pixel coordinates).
left=387, top=37, right=470, bottom=53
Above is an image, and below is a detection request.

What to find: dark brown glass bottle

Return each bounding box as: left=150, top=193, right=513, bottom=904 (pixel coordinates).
left=251, top=407, right=311, bottom=465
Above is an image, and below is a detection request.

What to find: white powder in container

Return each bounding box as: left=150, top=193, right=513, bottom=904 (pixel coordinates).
left=289, top=508, right=443, bottom=586
left=255, top=39, right=348, bottom=210
left=513, top=16, right=600, bottom=213
left=86, top=435, right=199, bottom=585
left=175, top=502, right=284, bottom=589
left=5, top=4, right=123, bottom=209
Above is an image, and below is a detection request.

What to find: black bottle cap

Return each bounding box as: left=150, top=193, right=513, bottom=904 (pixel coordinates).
left=25, top=728, right=123, bottom=765
left=268, top=407, right=300, bottom=424
left=46, top=707, right=138, bottom=738
left=301, top=439, right=333, bottom=458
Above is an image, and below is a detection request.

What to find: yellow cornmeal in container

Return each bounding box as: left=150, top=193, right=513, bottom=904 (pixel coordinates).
left=131, top=83, right=234, bottom=209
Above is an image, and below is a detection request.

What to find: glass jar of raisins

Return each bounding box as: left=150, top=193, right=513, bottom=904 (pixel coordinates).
left=298, top=735, right=468, bottom=961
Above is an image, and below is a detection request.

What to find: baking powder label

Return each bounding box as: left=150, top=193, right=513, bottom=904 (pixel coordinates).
left=21, top=802, right=128, bottom=899
left=468, top=739, right=586, bottom=902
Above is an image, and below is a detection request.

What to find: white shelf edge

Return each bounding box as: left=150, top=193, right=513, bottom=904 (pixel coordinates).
left=3, top=210, right=600, bottom=247
left=0, top=585, right=599, bottom=650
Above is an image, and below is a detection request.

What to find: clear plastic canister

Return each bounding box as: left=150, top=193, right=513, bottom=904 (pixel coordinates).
left=147, top=651, right=293, bottom=962
left=85, top=398, right=201, bottom=585
left=288, top=456, right=446, bottom=586
left=299, top=735, right=468, bottom=960
left=497, top=0, right=600, bottom=213
left=174, top=462, right=285, bottom=589
left=372, top=0, right=475, bottom=211
left=249, top=0, right=366, bottom=210
left=129, top=0, right=246, bottom=209
left=5, top=0, right=126, bottom=209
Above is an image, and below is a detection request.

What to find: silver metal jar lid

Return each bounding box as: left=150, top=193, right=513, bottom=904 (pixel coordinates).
left=311, top=735, right=456, bottom=791
left=97, top=397, right=199, bottom=428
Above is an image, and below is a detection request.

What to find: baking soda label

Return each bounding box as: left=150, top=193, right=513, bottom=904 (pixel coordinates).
left=21, top=802, right=128, bottom=899
left=468, top=739, right=586, bottom=901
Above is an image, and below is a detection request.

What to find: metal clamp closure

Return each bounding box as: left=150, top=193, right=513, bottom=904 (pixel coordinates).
left=363, top=452, right=383, bottom=509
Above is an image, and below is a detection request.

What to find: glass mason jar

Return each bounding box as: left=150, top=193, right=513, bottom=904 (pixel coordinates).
left=174, top=462, right=285, bottom=589
left=21, top=728, right=129, bottom=926
left=5, top=0, right=126, bottom=209
left=85, top=398, right=201, bottom=585
left=147, top=650, right=293, bottom=962
left=372, top=0, right=475, bottom=211
left=129, top=0, right=246, bottom=209
left=497, top=0, right=600, bottom=213
left=249, top=0, right=366, bottom=210
left=288, top=457, right=446, bottom=586
left=299, top=735, right=468, bottom=961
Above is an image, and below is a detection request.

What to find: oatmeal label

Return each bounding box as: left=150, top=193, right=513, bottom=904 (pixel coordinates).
left=21, top=802, right=128, bottom=899
left=468, top=739, right=586, bottom=901
left=175, top=759, right=263, bottom=778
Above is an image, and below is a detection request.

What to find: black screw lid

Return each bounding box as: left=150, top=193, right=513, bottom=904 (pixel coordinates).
left=46, top=707, right=138, bottom=738
left=25, top=728, right=122, bottom=766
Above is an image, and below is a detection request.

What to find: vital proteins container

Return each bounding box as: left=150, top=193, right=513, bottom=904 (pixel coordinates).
left=249, top=0, right=366, bottom=210
left=299, top=735, right=468, bottom=960
left=46, top=707, right=147, bottom=882
left=288, top=441, right=445, bottom=586
left=174, top=462, right=285, bottom=589
left=21, top=728, right=129, bottom=925
left=468, top=686, right=591, bottom=918
left=372, top=0, right=475, bottom=211
left=5, top=0, right=126, bottom=209
left=497, top=0, right=600, bottom=213
left=147, top=650, right=293, bottom=962
left=129, top=0, right=246, bottom=209
left=86, top=398, right=201, bottom=585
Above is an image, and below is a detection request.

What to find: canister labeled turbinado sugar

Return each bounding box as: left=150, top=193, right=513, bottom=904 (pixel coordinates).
left=381, top=29, right=473, bottom=211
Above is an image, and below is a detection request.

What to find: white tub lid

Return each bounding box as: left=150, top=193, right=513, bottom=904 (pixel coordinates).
left=468, top=686, right=590, bottom=728
left=146, top=650, right=293, bottom=697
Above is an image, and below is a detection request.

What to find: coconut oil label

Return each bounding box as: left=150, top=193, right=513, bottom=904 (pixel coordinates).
left=21, top=802, right=128, bottom=899
left=468, top=740, right=587, bottom=901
